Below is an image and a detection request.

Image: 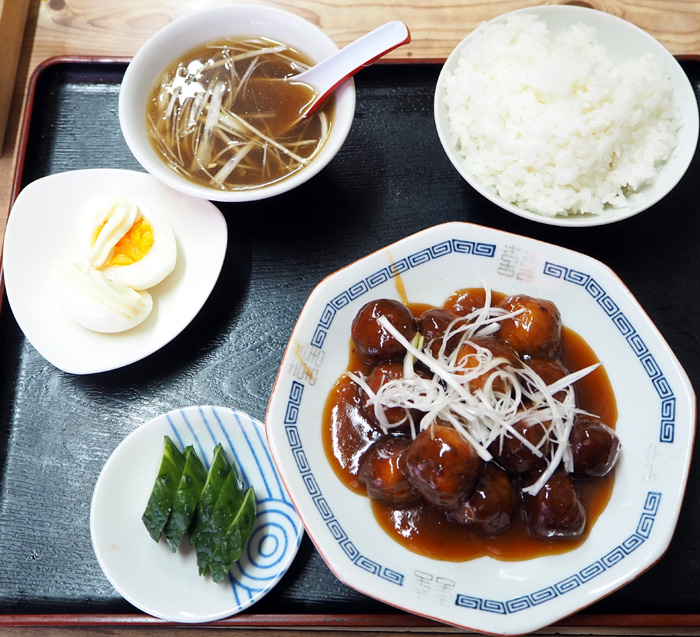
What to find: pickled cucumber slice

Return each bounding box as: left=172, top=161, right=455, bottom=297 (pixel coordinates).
left=142, top=436, right=187, bottom=542
left=141, top=437, right=259, bottom=582
left=194, top=459, right=245, bottom=575
left=163, top=445, right=207, bottom=552
left=189, top=444, right=231, bottom=546
left=209, top=486, right=257, bottom=583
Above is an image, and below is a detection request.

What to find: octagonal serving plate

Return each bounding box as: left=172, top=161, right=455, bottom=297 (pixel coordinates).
left=266, top=221, right=695, bottom=635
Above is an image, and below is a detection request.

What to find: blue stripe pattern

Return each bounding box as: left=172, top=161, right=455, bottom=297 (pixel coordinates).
left=166, top=406, right=303, bottom=613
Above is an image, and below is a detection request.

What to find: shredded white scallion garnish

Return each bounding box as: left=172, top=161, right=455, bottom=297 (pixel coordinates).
left=346, top=300, right=599, bottom=495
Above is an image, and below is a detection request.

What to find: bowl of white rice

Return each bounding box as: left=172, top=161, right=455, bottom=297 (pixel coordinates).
left=434, top=5, right=699, bottom=226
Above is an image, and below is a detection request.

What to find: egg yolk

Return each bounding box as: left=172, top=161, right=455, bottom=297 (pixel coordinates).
left=94, top=217, right=154, bottom=267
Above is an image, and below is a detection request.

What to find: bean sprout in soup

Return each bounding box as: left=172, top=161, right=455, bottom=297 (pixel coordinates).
left=146, top=37, right=332, bottom=191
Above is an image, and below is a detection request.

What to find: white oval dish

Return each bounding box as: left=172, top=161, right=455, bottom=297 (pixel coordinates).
left=90, top=405, right=303, bottom=623
left=2, top=169, right=227, bottom=374
left=266, top=221, right=696, bottom=635
left=434, top=5, right=699, bottom=227
left=119, top=4, right=356, bottom=203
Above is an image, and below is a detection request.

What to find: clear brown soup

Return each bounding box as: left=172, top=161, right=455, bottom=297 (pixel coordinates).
left=146, top=37, right=332, bottom=191
left=323, top=290, right=617, bottom=561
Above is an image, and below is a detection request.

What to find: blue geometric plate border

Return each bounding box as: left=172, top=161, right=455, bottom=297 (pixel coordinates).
left=282, top=235, right=673, bottom=613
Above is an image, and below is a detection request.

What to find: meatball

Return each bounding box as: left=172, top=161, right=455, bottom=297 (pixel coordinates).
left=358, top=437, right=419, bottom=507
left=521, top=469, right=586, bottom=539
left=351, top=299, right=417, bottom=366
left=448, top=464, right=518, bottom=535
left=489, top=419, right=551, bottom=475
left=455, top=335, right=521, bottom=394
left=402, top=424, right=484, bottom=510
left=363, top=361, right=427, bottom=429
left=569, top=417, right=621, bottom=479
left=417, top=307, right=462, bottom=357
left=443, top=288, right=488, bottom=316
left=497, top=295, right=562, bottom=358
left=526, top=357, right=571, bottom=400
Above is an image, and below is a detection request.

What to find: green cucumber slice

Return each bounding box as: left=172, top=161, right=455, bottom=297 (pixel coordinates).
left=193, top=459, right=245, bottom=576
left=189, top=444, right=231, bottom=546
left=163, top=445, right=208, bottom=552
left=209, top=486, right=258, bottom=583
left=142, top=436, right=187, bottom=542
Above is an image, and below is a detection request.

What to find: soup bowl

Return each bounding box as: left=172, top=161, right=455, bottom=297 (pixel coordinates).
left=266, top=222, right=695, bottom=635
left=119, top=4, right=356, bottom=202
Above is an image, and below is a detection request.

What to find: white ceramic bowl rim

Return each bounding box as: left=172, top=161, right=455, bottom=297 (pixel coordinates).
left=434, top=5, right=699, bottom=227
left=119, top=4, right=356, bottom=203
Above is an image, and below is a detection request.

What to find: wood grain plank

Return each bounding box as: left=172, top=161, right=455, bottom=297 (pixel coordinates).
left=0, top=0, right=30, bottom=151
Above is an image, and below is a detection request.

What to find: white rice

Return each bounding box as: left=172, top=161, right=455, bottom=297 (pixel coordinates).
left=443, top=14, right=680, bottom=217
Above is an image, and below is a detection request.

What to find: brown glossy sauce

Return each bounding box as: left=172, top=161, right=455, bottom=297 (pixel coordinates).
left=322, top=290, right=617, bottom=561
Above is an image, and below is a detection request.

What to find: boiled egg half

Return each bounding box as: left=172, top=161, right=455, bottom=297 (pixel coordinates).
left=85, top=199, right=177, bottom=290
left=55, top=262, right=154, bottom=333
left=54, top=199, right=178, bottom=334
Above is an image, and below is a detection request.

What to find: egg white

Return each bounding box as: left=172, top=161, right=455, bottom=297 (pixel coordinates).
left=55, top=262, right=153, bottom=333
left=87, top=199, right=140, bottom=268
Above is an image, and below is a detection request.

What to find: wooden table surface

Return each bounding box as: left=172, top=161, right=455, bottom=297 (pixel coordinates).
left=1, top=1, right=699, bottom=635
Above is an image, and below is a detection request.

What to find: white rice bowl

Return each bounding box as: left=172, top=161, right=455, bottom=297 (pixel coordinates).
left=434, top=6, right=699, bottom=226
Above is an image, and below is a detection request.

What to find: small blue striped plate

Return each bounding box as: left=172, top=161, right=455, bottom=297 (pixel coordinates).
left=90, top=405, right=303, bottom=622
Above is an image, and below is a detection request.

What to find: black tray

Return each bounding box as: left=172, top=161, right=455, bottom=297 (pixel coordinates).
left=1, top=56, right=699, bottom=626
